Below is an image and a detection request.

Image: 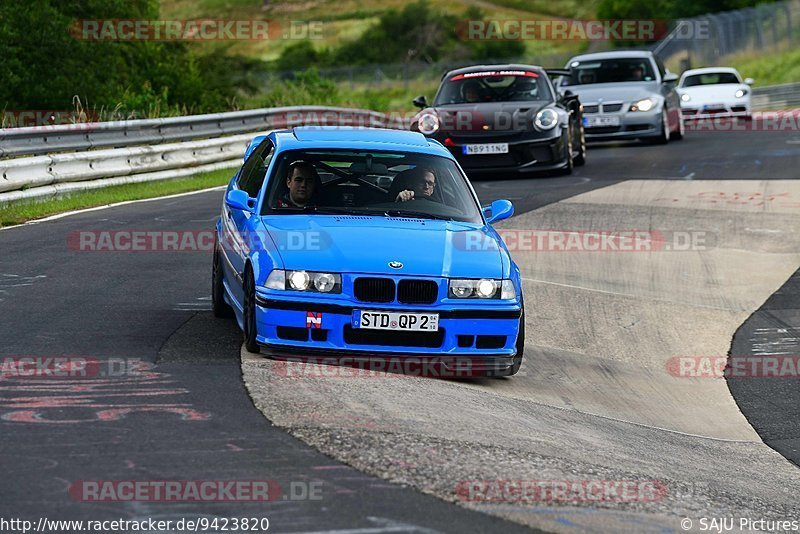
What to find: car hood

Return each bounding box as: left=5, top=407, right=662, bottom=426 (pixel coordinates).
left=262, top=216, right=505, bottom=278
left=431, top=102, right=549, bottom=132
left=678, top=84, right=747, bottom=101
left=566, top=82, right=660, bottom=104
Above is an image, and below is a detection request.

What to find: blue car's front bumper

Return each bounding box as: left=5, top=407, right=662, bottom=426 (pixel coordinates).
left=253, top=289, right=522, bottom=374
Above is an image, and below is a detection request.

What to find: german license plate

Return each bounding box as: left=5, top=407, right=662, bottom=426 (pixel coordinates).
left=352, top=310, right=439, bottom=332
left=463, top=143, right=509, bottom=155
left=583, top=115, right=620, bottom=127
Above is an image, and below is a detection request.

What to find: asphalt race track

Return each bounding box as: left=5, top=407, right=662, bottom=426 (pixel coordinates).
left=2, top=128, right=799, bottom=533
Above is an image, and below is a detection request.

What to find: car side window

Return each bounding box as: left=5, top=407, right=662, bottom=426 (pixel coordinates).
left=237, top=140, right=274, bottom=198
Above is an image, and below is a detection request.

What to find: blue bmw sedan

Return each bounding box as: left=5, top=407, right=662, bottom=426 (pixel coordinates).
left=213, top=127, right=524, bottom=376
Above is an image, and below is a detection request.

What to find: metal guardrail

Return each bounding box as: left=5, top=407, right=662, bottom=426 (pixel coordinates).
left=0, top=85, right=796, bottom=207
left=0, top=106, right=400, bottom=206
left=0, top=106, right=388, bottom=159
left=752, top=82, right=800, bottom=110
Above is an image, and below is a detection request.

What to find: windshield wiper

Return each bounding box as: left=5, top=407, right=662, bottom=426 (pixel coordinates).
left=383, top=209, right=452, bottom=221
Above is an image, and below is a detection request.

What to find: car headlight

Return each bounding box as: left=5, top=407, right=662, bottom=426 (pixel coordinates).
left=534, top=108, right=559, bottom=131
left=449, top=279, right=516, bottom=300
left=417, top=112, right=440, bottom=135
left=735, top=88, right=748, bottom=98
left=265, top=269, right=342, bottom=293
left=629, top=98, right=655, bottom=112
left=680, top=93, right=691, bottom=102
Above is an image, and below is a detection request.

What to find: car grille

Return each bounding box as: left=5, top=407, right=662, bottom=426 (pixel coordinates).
left=354, top=277, right=395, bottom=303
left=583, top=103, right=623, bottom=113
left=343, top=325, right=445, bottom=348
left=585, top=126, right=622, bottom=134
left=397, top=280, right=438, bottom=304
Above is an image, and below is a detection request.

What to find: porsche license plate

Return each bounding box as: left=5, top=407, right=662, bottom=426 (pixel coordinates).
left=463, top=143, right=509, bottom=155
left=583, top=115, right=620, bottom=127
left=352, top=310, right=439, bottom=332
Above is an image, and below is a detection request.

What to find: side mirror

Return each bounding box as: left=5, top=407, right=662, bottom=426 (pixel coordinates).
left=483, top=199, right=514, bottom=224
left=744, top=77, right=754, bottom=85
left=412, top=95, right=428, bottom=109
left=226, top=189, right=254, bottom=212
left=663, top=72, right=679, bottom=83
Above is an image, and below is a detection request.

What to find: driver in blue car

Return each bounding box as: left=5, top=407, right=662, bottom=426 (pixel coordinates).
left=395, top=167, right=437, bottom=203
left=277, top=161, right=318, bottom=208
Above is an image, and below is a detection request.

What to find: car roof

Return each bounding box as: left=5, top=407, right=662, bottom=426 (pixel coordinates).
left=568, top=50, right=654, bottom=63
left=680, top=67, right=740, bottom=77
left=442, top=64, right=545, bottom=79
left=269, top=127, right=452, bottom=158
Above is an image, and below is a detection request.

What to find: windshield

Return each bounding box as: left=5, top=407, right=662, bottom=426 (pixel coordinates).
left=681, top=72, right=741, bottom=87
left=562, top=58, right=656, bottom=86
left=262, top=149, right=482, bottom=223
left=433, top=70, right=552, bottom=106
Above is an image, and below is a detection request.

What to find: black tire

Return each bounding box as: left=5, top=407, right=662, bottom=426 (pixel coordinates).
left=573, top=121, right=587, bottom=166
left=672, top=110, right=685, bottom=141
left=652, top=108, right=670, bottom=145
left=558, top=126, right=574, bottom=175
left=212, top=242, right=234, bottom=319
left=243, top=267, right=260, bottom=354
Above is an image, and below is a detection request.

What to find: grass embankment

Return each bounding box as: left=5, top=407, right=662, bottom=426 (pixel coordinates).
left=726, top=47, right=800, bottom=87
left=0, top=167, right=234, bottom=227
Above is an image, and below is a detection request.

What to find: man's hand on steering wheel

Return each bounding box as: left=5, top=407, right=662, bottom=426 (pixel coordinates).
left=395, top=190, right=415, bottom=202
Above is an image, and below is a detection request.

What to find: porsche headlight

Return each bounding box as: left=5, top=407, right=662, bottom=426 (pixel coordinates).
left=449, top=279, right=516, bottom=300
left=534, top=108, right=559, bottom=131
left=680, top=93, right=691, bottom=102
left=735, top=88, right=748, bottom=98
left=630, top=98, right=655, bottom=112
left=417, top=112, right=440, bottom=135
left=265, top=269, right=341, bottom=293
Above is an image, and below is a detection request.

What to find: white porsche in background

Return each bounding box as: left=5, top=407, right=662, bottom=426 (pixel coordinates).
left=677, top=67, right=753, bottom=120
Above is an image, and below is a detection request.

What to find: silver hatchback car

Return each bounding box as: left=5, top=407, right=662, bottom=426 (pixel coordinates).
left=558, top=50, right=684, bottom=143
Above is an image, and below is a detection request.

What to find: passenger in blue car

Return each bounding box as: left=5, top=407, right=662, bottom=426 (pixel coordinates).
left=277, top=161, right=319, bottom=208
left=393, top=167, right=437, bottom=203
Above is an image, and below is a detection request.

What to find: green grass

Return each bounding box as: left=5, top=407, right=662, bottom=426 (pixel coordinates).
left=0, top=167, right=234, bottom=227
left=726, top=47, right=800, bottom=87
left=158, top=0, right=595, bottom=61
